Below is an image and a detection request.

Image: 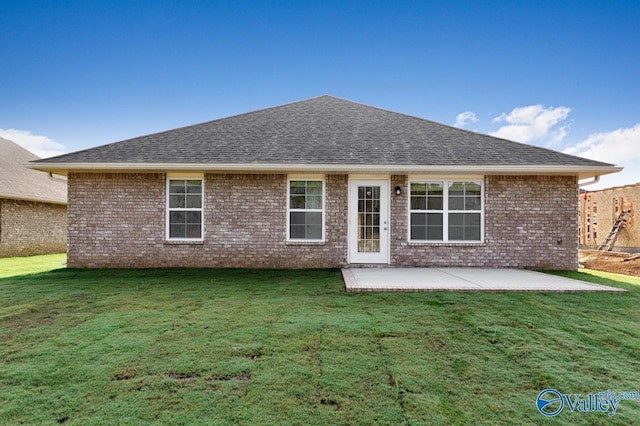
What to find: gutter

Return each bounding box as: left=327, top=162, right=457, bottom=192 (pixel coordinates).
left=578, top=175, right=600, bottom=188
left=48, top=172, right=68, bottom=184
left=25, top=162, right=623, bottom=180
left=0, top=193, right=67, bottom=205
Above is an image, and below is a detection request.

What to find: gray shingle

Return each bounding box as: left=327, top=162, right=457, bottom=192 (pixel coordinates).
left=33, top=95, right=612, bottom=167
left=0, top=137, right=67, bottom=204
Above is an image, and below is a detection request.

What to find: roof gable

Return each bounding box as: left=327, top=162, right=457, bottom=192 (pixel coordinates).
left=31, top=96, right=617, bottom=176
left=0, top=137, right=67, bottom=204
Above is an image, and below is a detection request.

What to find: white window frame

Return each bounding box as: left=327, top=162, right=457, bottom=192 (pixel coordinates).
left=286, top=175, right=326, bottom=242
left=166, top=174, right=204, bottom=241
left=408, top=177, right=484, bottom=243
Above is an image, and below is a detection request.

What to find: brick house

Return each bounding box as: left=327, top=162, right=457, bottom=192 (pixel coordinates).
left=0, top=137, right=67, bottom=257
left=30, top=96, right=620, bottom=269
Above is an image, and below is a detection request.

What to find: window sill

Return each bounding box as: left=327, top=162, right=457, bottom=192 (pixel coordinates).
left=408, top=241, right=485, bottom=247
left=164, top=240, right=204, bottom=245
left=286, top=240, right=326, bottom=246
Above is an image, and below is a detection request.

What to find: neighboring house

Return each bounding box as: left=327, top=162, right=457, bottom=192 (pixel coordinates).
left=0, top=137, right=67, bottom=257
left=29, top=96, right=620, bottom=269
left=579, top=183, right=639, bottom=252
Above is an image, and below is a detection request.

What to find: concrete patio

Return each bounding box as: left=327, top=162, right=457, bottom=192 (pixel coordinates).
left=342, top=268, right=627, bottom=293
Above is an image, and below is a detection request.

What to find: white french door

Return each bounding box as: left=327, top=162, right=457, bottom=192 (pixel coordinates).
left=348, top=179, right=390, bottom=264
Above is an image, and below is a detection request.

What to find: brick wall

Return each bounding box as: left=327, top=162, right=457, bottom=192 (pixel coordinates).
left=68, top=172, right=577, bottom=270
left=67, top=172, right=348, bottom=268
left=0, top=199, right=67, bottom=257
left=67, top=173, right=165, bottom=268
left=391, top=175, right=578, bottom=270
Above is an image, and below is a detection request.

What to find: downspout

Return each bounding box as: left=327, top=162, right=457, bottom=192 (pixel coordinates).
left=579, top=175, right=600, bottom=188
left=48, top=172, right=68, bottom=184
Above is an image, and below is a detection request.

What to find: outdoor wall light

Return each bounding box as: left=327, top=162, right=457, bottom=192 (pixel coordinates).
left=395, top=186, right=402, bottom=195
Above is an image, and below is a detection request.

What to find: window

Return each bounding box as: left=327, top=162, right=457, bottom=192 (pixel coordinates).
left=167, top=178, right=203, bottom=240
left=287, top=179, right=324, bottom=241
left=410, top=182, right=444, bottom=241
left=410, top=179, right=483, bottom=242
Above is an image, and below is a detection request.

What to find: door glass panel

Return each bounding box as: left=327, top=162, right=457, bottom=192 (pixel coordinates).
left=358, top=186, right=381, bottom=253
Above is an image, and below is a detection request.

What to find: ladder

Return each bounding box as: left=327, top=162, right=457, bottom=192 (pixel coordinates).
left=597, top=210, right=631, bottom=251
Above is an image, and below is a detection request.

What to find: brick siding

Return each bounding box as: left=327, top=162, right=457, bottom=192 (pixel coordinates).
left=67, top=172, right=348, bottom=268
left=67, top=172, right=577, bottom=270
left=0, top=199, right=67, bottom=257
left=391, top=175, right=578, bottom=270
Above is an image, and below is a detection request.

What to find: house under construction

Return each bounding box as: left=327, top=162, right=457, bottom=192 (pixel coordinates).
left=579, top=183, right=639, bottom=252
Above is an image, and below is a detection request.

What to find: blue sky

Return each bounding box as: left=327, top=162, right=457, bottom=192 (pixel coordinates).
left=1, top=0, right=639, bottom=189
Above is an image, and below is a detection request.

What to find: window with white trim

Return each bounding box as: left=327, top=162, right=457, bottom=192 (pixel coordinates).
left=287, top=179, right=324, bottom=241
left=167, top=178, right=203, bottom=240
left=410, top=180, right=483, bottom=242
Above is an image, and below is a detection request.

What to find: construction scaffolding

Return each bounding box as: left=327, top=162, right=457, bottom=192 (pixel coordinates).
left=579, top=183, right=638, bottom=251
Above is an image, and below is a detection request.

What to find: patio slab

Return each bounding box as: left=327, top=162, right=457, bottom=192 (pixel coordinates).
left=342, top=268, right=626, bottom=293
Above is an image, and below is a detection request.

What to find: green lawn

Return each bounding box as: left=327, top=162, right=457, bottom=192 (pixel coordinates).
left=0, top=253, right=66, bottom=278
left=0, top=256, right=639, bottom=425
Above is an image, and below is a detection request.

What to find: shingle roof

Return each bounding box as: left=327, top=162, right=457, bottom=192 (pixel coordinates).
left=0, top=137, right=67, bottom=204
left=31, top=95, right=617, bottom=176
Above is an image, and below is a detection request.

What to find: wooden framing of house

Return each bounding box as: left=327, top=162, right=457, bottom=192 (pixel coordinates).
left=579, top=183, right=639, bottom=251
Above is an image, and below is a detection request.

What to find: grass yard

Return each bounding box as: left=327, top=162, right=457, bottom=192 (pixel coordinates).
left=0, top=256, right=639, bottom=425
left=0, top=253, right=66, bottom=278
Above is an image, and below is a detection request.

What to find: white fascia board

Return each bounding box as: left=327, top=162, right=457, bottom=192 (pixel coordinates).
left=26, top=162, right=623, bottom=179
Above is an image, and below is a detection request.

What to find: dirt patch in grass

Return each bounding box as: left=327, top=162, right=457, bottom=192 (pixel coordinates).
left=209, top=372, right=251, bottom=382
left=166, top=371, right=199, bottom=381
left=580, top=249, right=640, bottom=277
left=113, top=364, right=139, bottom=381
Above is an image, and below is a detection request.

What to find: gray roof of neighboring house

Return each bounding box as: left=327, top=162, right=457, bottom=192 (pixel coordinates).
left=0, top=137, right=67, bottom=204
left=30, top=96, right=618, bottom=177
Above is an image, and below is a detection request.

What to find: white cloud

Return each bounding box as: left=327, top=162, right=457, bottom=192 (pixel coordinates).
left=566, top=124, right=640, bottom=188
left=490, top=105, right=571, bottom=145
left=589, top=160, right=640, bottom=189
left=454, top=111, right=479, bottom=128
left=0, top=128, right=66, bottom=158
left=564, top=123, right=640, bottom=165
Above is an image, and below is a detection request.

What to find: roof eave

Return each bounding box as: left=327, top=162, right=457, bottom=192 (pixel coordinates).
left=26, top=162, right=622, bottom=180
left=0, top=192, right=67, bottom=205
